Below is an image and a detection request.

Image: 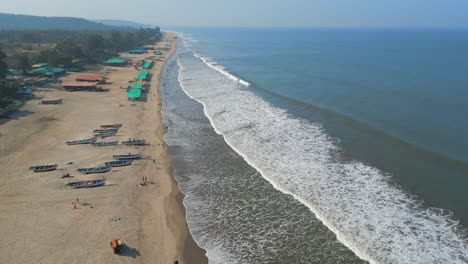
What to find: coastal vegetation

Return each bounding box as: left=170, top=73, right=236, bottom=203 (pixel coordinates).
left=0, top=13, right=121, bottom=31
left=0, top=26, right=161, bottom=107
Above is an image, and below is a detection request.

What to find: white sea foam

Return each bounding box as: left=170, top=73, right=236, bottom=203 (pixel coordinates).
left=192, top=53, right=251, bottom=87
left=176, top=41, right=468, bottom=264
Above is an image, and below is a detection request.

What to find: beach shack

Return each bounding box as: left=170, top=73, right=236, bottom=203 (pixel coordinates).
left=127, top=83, right=143, bottom=101
left=32, top=63, right=48, bottom=69
left=76, top=75, right=103, bottom=83
left=61, top=81, right=98, bottom=91
left=104, top=58, right=127, bottom=67
left=142, top=45, right=154, bottom=50
left=129, top=48, right=146, bottom=54
left=29, top=67, right=65, bottom=77
left=136, top=70, right=149, bottom=81
left=142, top=61, right=153, bottom=69
left=16, top=88, right=33, bottom=97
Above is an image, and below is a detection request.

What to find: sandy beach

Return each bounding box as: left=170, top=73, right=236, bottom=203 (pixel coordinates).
left=0, top=32, right=207, bottom=264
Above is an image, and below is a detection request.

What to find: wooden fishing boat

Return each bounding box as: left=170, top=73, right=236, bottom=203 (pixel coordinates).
left=41, top=99, right=62, bottom=104
left=66, top=137, right=97, bottom=145
left=113, top=153, right=142, bottom=160
left=122, top=139, right=146, bottom=146
left=92, top=141, right=118, bottom=147
left=100, top=124, right=123, bottom=128
left=77, top=166, right=112, bottom=174
left=29, top=164, right=58, bottom=172
left=105, top=160, right=133, bottom=167
left=98, top=132, right=117, bottom=138
left=93, top=128, right=119, bottom=133
left=66, top=179, right=106, bottom=189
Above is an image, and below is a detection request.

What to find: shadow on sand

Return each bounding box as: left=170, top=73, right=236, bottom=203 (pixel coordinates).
left=120, top=244, right=141, bottom=259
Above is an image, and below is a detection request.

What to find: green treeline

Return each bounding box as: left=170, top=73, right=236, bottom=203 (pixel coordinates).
left=3, top=27, right=161, bottom=69
left=0, top=27, right=161, bottom=107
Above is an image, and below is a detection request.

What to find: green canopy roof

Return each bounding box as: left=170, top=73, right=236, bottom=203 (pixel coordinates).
left=132, top=83, right=143, bottom=90
left=105, top=58, right=126, bottom=64
left=30, top=67, right=65, bottom=76
left=127, top=89, right=142, bottom=99
left=136, top=70, right=149, bottom=80
left=142, top=61, right=153, bottom=69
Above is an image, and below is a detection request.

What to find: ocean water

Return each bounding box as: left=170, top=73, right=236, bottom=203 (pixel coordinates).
left=161, top=28, right=468, bottom=263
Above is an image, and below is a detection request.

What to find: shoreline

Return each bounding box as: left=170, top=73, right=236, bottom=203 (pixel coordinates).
left=0, top=32, right=207, bottom=264
left=137, top=33, right=208, bottom=263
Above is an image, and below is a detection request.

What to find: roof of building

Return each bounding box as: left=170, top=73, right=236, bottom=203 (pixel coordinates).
left=142, top=61, right=153, bottom=69
left=127, top=89, right=142, bottom=99
left=30, top=67, right=65, bottom=76
left=136, top=70, right=149, bottom=80
left=132, top=83, right=143, bottom=90
left=129, top=48, right=146, bottom=54
left=32, top=63, right=48, bottom=68
left=105, top=58, right=127, bottom=64
left=62, top=81, right=97, bottom=87
left=76, top=75, right=103, bottom=82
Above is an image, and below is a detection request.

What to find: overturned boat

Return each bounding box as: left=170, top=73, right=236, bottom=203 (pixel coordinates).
left=98, top=131, right=117, bottom=138
left=100, top=124, right=123, bottom=128
left=113, top=153, right=142, bottom=160
left=122, top=139, right=146, bottom=146
left=93, top=128, right=119, bottom=134
left=66, top=179, right=106, bottom=189
left=92, top=141, right=118, bottom=147
left=29, top=164, right=58, bottom=172
left=77, top=166, right=112, bottom=174
left=105, top=160, right=133, bottom=167
left=66, top=137, right=97, bottom=145
left=41, top=99, right=63, bottom=105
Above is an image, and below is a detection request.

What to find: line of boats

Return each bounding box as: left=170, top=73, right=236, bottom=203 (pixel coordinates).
left=32, top=122, right=149, bottom=189
left=30, top=152, right=142, bottom=188
left=66, top=139, right=147, bottom=146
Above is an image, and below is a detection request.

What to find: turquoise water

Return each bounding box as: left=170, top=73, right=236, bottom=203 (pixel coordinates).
left=162, top=28, right=468, bottom=263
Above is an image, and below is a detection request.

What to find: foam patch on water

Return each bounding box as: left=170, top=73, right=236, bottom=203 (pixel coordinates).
left=176, top=41, right=468, bottom=264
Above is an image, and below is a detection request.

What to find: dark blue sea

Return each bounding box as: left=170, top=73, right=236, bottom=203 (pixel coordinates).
left=161, top=28, right=468, bottom=263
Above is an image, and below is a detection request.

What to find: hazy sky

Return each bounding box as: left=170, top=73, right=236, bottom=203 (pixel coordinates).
left=1, top=0, right=468, bottom=28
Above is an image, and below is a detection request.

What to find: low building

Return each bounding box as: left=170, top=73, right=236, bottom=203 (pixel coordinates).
left=136, top=70, right=149, bottom=81
left=29, top=67, right=65, bottom=77
left=104, top=58, right=127, bottom=66
left=142, top=45, right=154, bottom=50
left=129, top=48, right=146, bottom=54
left=142, top=61, right=153, bottom=69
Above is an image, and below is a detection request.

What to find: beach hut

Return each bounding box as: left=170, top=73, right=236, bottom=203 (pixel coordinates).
left=136, top=70, right=149, bottom=81
left=61, top=81, right=98, bottom=91
left=29, top=67, right=65, bottom=77
left=142, top=61, right=153, bottom=69
left=155, top=51, right=162, bottom=55
left=32, top=63, right=48, bottom=69
left=129, top=48, right=146, bottom=54
left=76, top=75, right=103, bottom=83
left=142, top=45, right=154, bottom=50
left=104, top=58, right=127, bottom=66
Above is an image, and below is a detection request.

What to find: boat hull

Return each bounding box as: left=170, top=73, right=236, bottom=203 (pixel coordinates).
left=67, top=179, right=106, bottom=189
left=77, top=167, right=112, bottom=174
